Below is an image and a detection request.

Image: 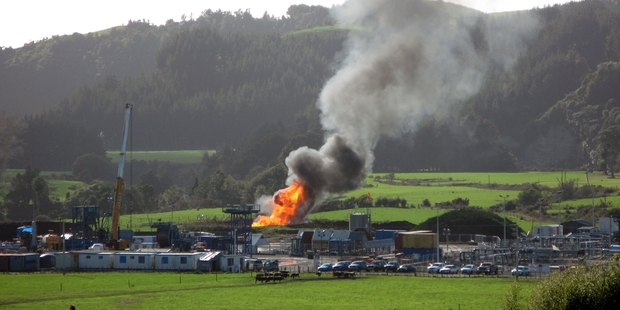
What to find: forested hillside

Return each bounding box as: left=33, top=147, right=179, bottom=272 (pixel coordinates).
left=4, top=1, right=620, bottom=221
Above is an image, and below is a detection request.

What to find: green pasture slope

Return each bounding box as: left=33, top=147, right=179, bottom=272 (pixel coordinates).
left=0, top=272, right=536, bottom=309
left=107, top=150, right=212, bottom=164
left=0, top=170, right=87, bottom=203
left=346, top=171, right=620, bottom=207
left=308, top=171, right=620, bottom=230
left=117, top=207, right=228, bottom=233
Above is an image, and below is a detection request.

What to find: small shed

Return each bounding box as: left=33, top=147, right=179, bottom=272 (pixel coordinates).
left=561, top=219, right=592, bottom=234
left=251, top=234, right=270, bottom=254
left=114, top=252, right=155, bottom=270
left=154, top=252, right=203, bottom=271
left=77, top=251, right=114, bottom=270
left=198, top=251, right=222, bottom=271
left=220, top=254, right=244, bottom=272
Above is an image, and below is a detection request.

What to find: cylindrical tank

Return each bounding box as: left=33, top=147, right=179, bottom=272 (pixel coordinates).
left=349, top=213, right=370, bottom=231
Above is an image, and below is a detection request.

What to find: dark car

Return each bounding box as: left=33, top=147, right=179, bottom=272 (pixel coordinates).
left=348, top=261, right=368, bottom=271
left=370, top=260, right=386, bottom=272
left=384, top=261, right=400, bottom=272
left=317, top=263, right=333, bottom=272
left=397, top=264, right=416, bottom=273
left=477, top=262, right=499, bottom=275
left=332, top=261, right=352, bottom=271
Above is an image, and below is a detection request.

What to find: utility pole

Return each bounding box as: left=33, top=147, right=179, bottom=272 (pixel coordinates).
left=586, top=171, right=595, bottom=227
left=538, top=198, right=544, bottom=247
left=500, top=195, right=509, bottom=247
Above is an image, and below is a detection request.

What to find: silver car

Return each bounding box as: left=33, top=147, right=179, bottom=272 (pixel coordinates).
left=427, top=262, right=445, bottom=273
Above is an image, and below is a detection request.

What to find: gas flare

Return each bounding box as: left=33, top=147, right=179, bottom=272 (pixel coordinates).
left=252, top=181, right=311, bottom=227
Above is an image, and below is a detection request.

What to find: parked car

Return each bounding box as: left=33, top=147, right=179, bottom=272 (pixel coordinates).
left=244, top=258, right=263, bottom=271
left=511, top=266, right=530, bottom=276
left=384, top=261, right=400, bottom=272
left=397, top=264, right=417, bottom=273
left=348, top=261, right=368, bottom=271
left=317, top=263, right=333, bottom=272
left=427, top=262, right=445, bottom=273
left=439, top=264, right=459, bottom=274
left=370, top=260, right=387, bottom=272
left=460, top=264, right=477, bottom=274
left=477, top=262, right=499, bottom=275
left=332, top=261, right=352, bottom=271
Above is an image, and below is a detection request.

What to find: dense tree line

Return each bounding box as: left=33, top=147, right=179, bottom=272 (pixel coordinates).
left=5, top=2, right=620, bottom=221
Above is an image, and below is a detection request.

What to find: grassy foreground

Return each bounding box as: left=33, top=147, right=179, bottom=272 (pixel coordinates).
left=0, top=272, right=536, bottom=309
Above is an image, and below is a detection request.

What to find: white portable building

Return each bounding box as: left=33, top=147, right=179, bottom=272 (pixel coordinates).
left=77, top=251, right=114, bottom=270
left=155, top=252, right=203, bottom=271
left=114, top=252, right=156, bottom=270
left=220, top=254, right=245, bottom=273
left=52, top=252, right=75, bottom=270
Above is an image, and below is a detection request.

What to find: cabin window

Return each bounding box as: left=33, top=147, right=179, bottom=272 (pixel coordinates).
left=120, top=256, right=127, bottom=263
left=227, top=258, right=234, bottom=265
left=138, top=256, right=145, bottom=264
left=162, top=257, right=169, bottom=264
left=180, top=257, right=187, bottom=264
left=98, top=256, right=103, bottom=259
left=130, top=256, right=135, bottom=260
left=86, top=255, right=91, bottom=259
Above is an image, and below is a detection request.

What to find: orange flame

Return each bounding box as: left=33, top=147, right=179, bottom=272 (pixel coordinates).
left=253, top=181, right=309, bottom=227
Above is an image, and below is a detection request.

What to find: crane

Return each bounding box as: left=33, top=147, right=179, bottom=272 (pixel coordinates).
left=108, top=103, right=132, bottom=250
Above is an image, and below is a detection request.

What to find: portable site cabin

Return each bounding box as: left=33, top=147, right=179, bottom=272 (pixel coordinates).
left=114, top=252, right=156, bottom=270
left=9, top=253, right=39, bottom=272
left=77, top=251, right=114, bottom=270
left=220, top=254, right=245, bottom=273
left=154, top=252, right=203, bottom=271
left=39, top=253, right=56, bottom=269
left=52, top=252, right=76, bottom=270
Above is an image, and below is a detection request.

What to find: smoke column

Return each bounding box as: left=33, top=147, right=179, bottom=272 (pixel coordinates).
left=262, top=0, right=538, bottom=222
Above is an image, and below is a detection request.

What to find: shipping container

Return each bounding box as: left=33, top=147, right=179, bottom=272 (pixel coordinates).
left=398, top=231, right=438, bottom=249
left=375, top=230, right=403, bottom=240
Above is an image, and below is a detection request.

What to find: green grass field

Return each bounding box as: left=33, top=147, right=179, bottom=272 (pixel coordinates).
left=0, top=272, right=537, bottom=309
left=106, top=150, right=213, bottom=164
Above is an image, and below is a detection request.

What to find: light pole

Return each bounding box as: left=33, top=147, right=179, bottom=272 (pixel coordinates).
left=436, top=204, right=440, bottom=262
left=443, top=228, right=450, bottom=259
left=500, top=195, right=509, bottom=247
left=586, top=171, right=595, bottom=227
left=556, top=191, right=563, bottom=225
